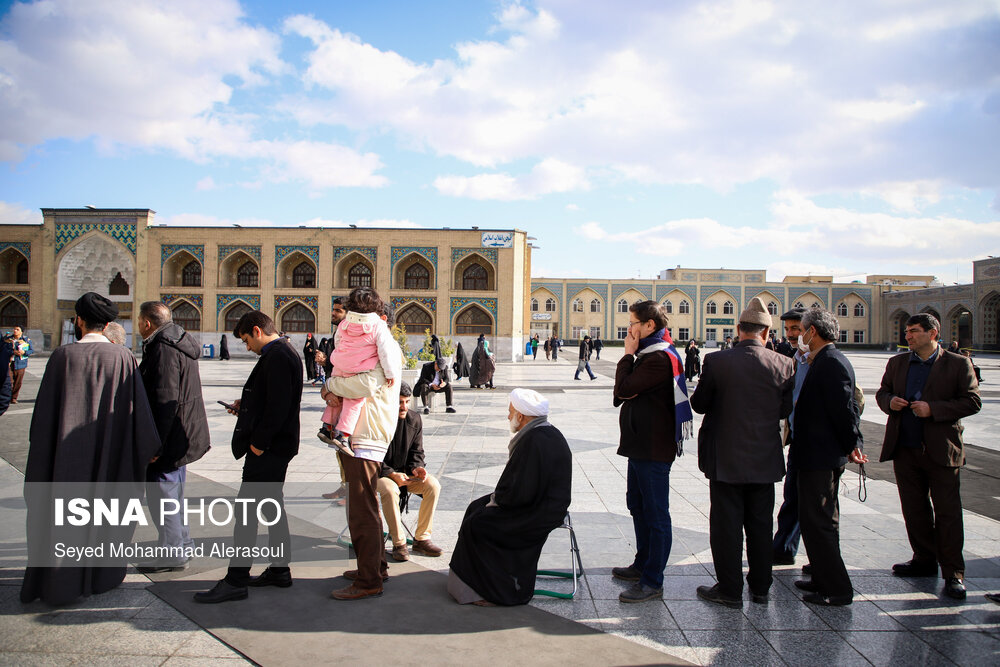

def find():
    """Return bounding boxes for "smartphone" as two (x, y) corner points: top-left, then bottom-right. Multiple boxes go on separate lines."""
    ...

(217, 400), (237, 412)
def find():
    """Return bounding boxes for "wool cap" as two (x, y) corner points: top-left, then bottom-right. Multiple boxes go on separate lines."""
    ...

(739, 296), (772, 327)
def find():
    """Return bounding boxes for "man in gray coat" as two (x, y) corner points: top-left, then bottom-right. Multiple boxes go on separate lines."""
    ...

(690, 297), (795, 607)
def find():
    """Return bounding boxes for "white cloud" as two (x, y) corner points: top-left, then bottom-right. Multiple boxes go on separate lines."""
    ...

(859, 180), (943, 213)
(157, 213), (420, 228)
(195, 176), (217, 191)
(434, 159), (588, 200)
(0, 201), (42, 225)
(565, 203), (580, 211)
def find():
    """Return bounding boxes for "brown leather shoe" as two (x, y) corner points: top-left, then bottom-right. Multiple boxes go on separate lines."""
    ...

(344, 569), (389, 582)
(412, 539), (443, 557)
(330, 584), (383, 600)
(391, 544), (410, 561)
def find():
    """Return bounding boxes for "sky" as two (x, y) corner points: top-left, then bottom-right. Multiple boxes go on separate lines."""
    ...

(1, 0), (998, 285)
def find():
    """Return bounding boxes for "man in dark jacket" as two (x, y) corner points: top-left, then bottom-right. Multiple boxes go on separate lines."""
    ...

(876, 313), (981, 600)
(195, 310), (303, 603)
(574, 335), (597, 380)
(377, 382), (443, 562)
(136, 302), (211, 573)
(318, 297), (347, 378)
(413, 358), (456, 414)
(690, 297), (794, 608)
(612, 300), (678, 603)
(791, 309), (867, 606)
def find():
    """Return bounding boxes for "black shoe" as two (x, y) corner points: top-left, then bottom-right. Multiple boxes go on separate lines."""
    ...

(135, 560), (189, 574)
(423, 407), (430, 414)
(803, 592), (853, 606)
(193, 579), (248, 604)
(574, 376), (581, 380)
(751, 591), (769, 604)
(619, 582), (663, 603)
(696, 584), (743, 608)
(794, 579), (820, 593)
(446, 407), (456, 413)
(248, 567), (293, 588)
(943, 578), (966, 600)
(985, 593), (1000, 605)
(611, 565), (641, 582)
(802, 563), (813, 575)
(772, 554), (795, 566)
(892, 560), (937, 578)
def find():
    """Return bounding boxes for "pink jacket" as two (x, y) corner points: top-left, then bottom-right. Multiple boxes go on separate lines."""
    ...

(329, 311), (397, 378)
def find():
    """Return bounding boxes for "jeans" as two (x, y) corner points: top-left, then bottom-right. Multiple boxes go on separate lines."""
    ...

(626, 458), (673, 589)
(574, 360), (596, 380)
(772, 461), (801, 559)
(146, 466), (194, 562)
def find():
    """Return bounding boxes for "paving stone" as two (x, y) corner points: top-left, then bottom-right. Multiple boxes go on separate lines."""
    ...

(683, 630), (785, 666)
(840, 631), (955, 667)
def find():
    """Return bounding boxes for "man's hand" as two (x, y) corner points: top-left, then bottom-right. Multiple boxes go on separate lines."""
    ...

(889, 396), (909, 411)
(624, 324), (639, 355)
(389, 471), (409, 487)
(250, 444), (263, 456)
(227, 399), (241, 416)
(849, 448), (868, 464)
(910, 400), (932, 418)
(386, 377), (395, 387)
(411, 466), (427, 481)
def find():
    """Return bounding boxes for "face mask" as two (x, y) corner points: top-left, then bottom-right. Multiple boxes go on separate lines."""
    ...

(796, 334), (809, 353)
(509, 415), (521, 434)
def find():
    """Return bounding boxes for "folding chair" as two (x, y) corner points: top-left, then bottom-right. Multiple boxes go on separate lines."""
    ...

(534, 512), (583, 599)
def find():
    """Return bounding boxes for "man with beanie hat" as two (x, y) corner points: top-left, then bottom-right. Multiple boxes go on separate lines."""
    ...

(690, 297), (795, 607)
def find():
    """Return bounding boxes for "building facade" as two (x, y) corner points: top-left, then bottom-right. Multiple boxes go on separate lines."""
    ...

(0, 209), (531, 359)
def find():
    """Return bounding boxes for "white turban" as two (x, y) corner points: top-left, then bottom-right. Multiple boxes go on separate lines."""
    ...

(509, 388), (549, 417)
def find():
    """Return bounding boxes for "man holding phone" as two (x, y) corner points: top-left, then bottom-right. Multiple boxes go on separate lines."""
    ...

(195, 310), (303, 604)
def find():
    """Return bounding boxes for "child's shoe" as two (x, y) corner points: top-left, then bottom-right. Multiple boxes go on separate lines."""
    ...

(317, 425), (335, 445)
(329, 432), (354, 457)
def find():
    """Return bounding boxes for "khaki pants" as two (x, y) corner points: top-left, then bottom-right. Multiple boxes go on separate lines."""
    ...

(377, 474), (440, 547)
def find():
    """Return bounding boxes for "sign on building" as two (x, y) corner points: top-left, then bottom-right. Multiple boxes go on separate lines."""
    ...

(482, 232), (514, 248)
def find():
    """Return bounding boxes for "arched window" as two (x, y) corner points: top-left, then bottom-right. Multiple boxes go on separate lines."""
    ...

(462, 263), (488, 290)
(617, 299), (629, 313)
(767, 301), (778, 315)
(836, 302), (848, 317)
(182, 260), (202, 287)
(854, 303), (865, 317)
(572, 298), (583, 312)
(0, 300), (26, 328)
(545, 298), (556, 312)
(811, 302), (820, 309)
(794, 301), (804, 309)
(348, 262), (372, 288)
(172, 302), (200, 331)
(397, 304), (432, 334)
(456, 306), (492, 335)
(16, 259), (28, 284)
(723, 301), (734, 315)
(224, 302), (252, 333)
(292, 262), (316, 289)
(109, 272), (129, 295)
(663, 300), (672, 314)
(404, 263), (430, 289)
(706, 301), (717, 315)
(590, 299), (601, 313)
(237, 261), (259, 288)
(678, 300), (690, 314)
(281, 304), (315, 332)
(530, 298), (539, 312)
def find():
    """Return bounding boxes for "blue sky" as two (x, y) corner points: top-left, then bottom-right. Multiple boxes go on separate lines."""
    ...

(1, 0), (998, 284)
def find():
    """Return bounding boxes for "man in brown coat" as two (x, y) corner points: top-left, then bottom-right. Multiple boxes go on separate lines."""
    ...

(690, 297), (795, 607)
(876, 313), (981, 600)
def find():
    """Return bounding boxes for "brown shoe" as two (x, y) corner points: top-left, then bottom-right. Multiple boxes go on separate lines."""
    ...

(391, 544), (410, 561)
(344, 569), (389, 582)
(330, 584), (383, 600)
(321, 487), (346, 500)
(412, 539), (443, 557)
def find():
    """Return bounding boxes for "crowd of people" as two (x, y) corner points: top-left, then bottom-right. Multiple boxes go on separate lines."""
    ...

(13, 288), (990, 611)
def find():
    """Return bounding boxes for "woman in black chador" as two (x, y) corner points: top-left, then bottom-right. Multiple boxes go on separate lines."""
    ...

(684, 339), (700, 381)
(453, 342), (470, 380)
(469, 335), (495, 389)
(219, 334), (230, 360)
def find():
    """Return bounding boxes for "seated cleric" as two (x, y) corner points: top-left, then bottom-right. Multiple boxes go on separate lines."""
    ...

(448, 388), (572, 606)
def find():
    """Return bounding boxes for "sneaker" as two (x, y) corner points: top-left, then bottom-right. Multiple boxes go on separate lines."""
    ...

(446, 406), (456, 413)
(696, 584), (743, 608)
(423, 407), (430, 415)
(619, 582), (663, 603)
(611, 565), (642, 582)
(317, 427), (334, 445)
(329, 434), (354, 457)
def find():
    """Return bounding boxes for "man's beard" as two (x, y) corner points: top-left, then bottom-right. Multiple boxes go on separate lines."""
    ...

(74, 324), (83, 340)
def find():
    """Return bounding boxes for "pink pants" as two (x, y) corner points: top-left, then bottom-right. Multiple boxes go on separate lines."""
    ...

(323, 398), (364, 436)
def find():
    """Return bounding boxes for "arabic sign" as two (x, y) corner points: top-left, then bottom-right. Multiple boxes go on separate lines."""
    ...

(531, 313), (552, 320)
(482, 232), (514, 248)
(706, 318), (733, 325)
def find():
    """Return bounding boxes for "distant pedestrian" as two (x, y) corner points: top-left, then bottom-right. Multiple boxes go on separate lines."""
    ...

(303, 333), (317, 381)
(531, 335), (539, 360)
(684, 340), (700, 382)
(469, 336), (495, 389)
(593, 337), (603, 360)
(219, 334), (230, 360)
(453, 342), (470, 380)
(550, 335), (559, 361)
(543, 336), (551, 360)
(574, 336), (597, 381)
(8, 326), (32, 404)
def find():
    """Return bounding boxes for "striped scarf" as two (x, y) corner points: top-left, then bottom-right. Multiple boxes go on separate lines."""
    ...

(636, 328), (694, 455)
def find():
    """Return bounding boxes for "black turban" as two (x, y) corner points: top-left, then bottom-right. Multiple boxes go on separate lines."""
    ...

(75, 292), (118, 325)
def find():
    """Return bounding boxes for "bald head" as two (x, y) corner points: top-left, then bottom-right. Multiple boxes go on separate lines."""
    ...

(139, 301), (171, 328)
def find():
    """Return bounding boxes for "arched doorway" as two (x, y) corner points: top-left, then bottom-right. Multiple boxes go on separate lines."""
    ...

(0, 248), (28, 284)
(281, 303), (315, 333)
(455, 305), (493, 335)
(219, 250), (259, 288)
(980, 291), (1000, 348)
(396, 304), (433, 334)
(57, 232), (135, 303)
(946, 305), (973, 349)
(890, 310), (910, 347)
(171, 301), (201, 331)
(0, 298), (27, 328)
(224, 301), (253, 334)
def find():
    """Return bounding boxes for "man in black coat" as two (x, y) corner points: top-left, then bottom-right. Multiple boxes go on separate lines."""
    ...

(790, 308), (867, 606)
(318, 297), (347, 378)
(195, 310), (303, 603)
(413, 357), (456, 414)
(574, 335), (597, 380)
(303, 333), (317, 381)
(136, 302), (211, 573)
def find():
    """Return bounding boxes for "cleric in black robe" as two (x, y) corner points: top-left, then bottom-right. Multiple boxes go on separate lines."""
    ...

(452, 342), (470, 380)
(448, 388), (572, 606)
(21, 293), (161, 605)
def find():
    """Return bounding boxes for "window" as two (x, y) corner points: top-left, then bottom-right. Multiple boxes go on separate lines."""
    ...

(182, 260), (202, 287)
(462, 263), (488, 290)
(237, 261), (258, 287)
(397, 304), (432, 334)
(292, 262), (316, 289)
(348, 262), (372, 288)
(839, 330), (848, 343)
(590, 299), (601, 313)
(706, 301), (717, 315)
(281, 303), (315, 332)
(0, 300), (26, 328)
(617, 299), (629, 313)
(109, 272), (129, 295)
(16, 259), (28, 284)
(224, 302), (252, 333)
(794, 301), (804, 309)
(589, 326), (601, 339)
(836, 302), (848, 317)
(456, 306), (492, 335)
(853, 330), (865, 343)
(572, 299), (584, 312)
(767, 301), (778, 315)
(678, 300), (690, 314)
(572, 326), (584, 338)
(722, 328), (734, 341)
(545, 298), (556, 312)
(617, 327), (628, 340)
(811, 302), (820, 309)
(678, 327), (690, 341)
(663, 300), (672, 314)
(172, 302), (200, 331)
(854, 303), (865, 317)
(723, 301), (734, 315)
(404, 263), (430, 289)
(530, 298), (538, 312)
(706, 329), (717, 342)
